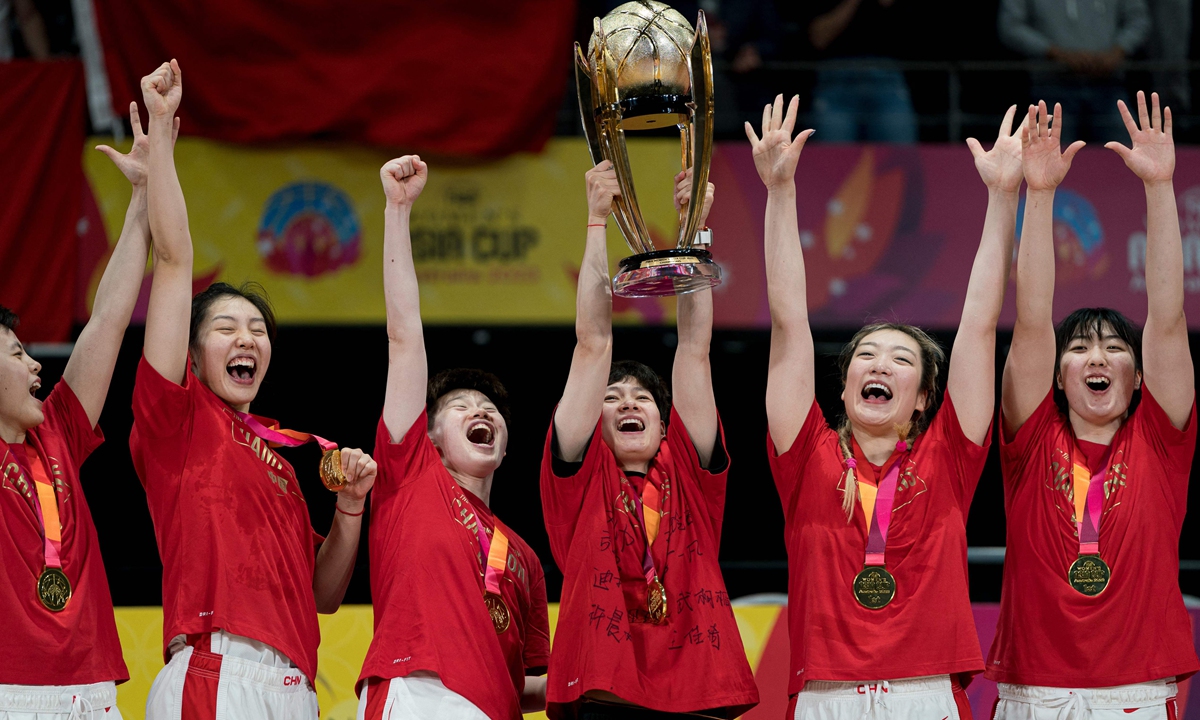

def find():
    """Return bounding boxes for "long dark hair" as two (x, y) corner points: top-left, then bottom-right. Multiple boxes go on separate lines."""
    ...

(189, 282), (278, 352)
(1053, 307), (1142, 415)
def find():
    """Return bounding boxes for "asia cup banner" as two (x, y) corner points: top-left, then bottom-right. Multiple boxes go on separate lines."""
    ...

(82, 138), (1200, 328)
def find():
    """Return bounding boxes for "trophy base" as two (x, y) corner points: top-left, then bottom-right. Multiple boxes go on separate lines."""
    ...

(613, 249), (722, 298)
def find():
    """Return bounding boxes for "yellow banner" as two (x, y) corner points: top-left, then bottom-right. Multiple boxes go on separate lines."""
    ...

(111, 604), (782, 719)
(83, 138), (689, 325)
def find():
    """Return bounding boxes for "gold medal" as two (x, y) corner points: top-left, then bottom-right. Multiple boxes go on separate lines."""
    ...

(484, 591), (511, 634)
(1068, 554), (1111, 596)
(647, 578), (668, 624)
(319, 448), (346, 492)
(853, 566), (896, 609)
(37, 567), (71, 612)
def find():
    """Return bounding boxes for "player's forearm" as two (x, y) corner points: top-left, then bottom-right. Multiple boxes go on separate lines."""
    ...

(764, 185), (810, 333)
(520, 676), (547, 713)
(1013, 189), (1056, 328)
(147, 115), (193, 270)
(1144, 180), (1185, 326)
(383, 202), (424, 344)
(959, 187), (1018, 335)
(575, 225), (612, 353)
(313, 501), (363, 613)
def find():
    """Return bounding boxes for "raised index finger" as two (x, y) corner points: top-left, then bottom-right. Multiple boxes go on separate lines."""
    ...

(129, 102), (144, 138)
(999, 104), (1017, 139)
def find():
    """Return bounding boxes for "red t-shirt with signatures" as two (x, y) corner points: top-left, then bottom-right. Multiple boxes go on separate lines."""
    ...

(540, 407), (759, 718)
(130, 356), (322, 683)
(986, 386), (1199, 687)
(767, 393), (988, 695)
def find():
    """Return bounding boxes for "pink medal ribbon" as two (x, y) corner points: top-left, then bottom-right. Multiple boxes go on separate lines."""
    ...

(234, 413), (346, 491)
(852, 441), (907, 609)
(453, 485), (512, 633)
(626, 443), (670, 624)
(1066, 441), (1115, 596)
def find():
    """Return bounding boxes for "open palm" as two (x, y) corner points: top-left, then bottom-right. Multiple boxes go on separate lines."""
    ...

(744, 94), (814, 190)
(1106, 91), (1174, 184)
(95, 102), (179, 187)
(967, 105), (1023, 192)
(1021, 101), (1085, 192)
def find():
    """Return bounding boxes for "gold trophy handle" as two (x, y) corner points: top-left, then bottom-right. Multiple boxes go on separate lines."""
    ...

(678, 11), (714, 251)
(574, 43), (603, 166)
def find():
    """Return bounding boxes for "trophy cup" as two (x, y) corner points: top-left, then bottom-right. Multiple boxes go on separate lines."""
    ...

(576, 1), (721, 298)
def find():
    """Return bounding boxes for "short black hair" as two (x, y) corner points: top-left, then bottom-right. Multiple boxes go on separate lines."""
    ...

(608, 360), (671, 422)
(189, 282), (278, 350)
(427, 368), (512, 426)
(1053, 307), (1143, 414)
(0, 306), (18, 333)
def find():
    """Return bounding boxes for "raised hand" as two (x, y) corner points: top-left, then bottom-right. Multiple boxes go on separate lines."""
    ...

(335, 447), (377, 506)
(95, 102), (180, 188)
(966, 104), (1023, 193)
(140, 59), (182, 119)
(1021, 100), (1085, 193)
(673, 167), (715, 227)
(1106, 91), (1174, 185)
(586, 160), (620, 223)
(380, 155), (428, 207)
(744, 94), (814, 191)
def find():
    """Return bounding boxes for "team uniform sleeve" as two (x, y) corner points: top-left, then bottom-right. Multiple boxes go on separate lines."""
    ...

(666, 407), (731, 546)
(923, 392), (992, 510)
(998, 388), (1059, 489)
(539, 408), (607, 571)
(1133, 385), (1196, 513)
(371, 409), (438, 502)
(131, 353), (194, 440)
(41, 380), (104, 466)
(522, 556), (551, 676)
(767, 399), (828, 514)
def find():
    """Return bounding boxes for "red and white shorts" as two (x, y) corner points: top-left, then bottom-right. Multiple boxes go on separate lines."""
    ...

(992, 680), (1178, 720)
(790, 675), (970, 720)
(357, 673), (488, 720)
(0, 681), (121, 719)
(145, 631), (317, 720)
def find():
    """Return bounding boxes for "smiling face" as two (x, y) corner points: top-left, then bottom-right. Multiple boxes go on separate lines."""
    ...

(841, 329), (929, 435)
(0, 326), (43, 442)
(190, 296), (272, 412)
(1057, 323), (1141, 430)
(428, 389), (509, 479)
(601, 378), (664, 473)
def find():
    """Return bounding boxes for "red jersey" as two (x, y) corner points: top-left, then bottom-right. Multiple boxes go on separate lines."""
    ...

(360, 412), (550, 720)
(986, 386), (1199, 687)
(540, 407), (759, 717)
(767, 394), (988, 695)
(0, 380), (127, 685)
(129, 356), (322, 683)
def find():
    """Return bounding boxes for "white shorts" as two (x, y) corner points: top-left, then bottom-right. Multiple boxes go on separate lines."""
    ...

(357, 673), (489, 720)
(0, 681), (122, 719)
(145, 631), (317, 720)
(993, 680), (1178, 720)
(794, 675), (961, 720)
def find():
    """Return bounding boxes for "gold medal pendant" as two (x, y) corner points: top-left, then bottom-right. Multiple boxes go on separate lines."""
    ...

(319, 449), (346, 492)
(38, 567), (71, 612)
(853, 566), (896, 609)
(484, 591), (511, 634)
(647, 578), (669, 624)
(1068, 554), (1111, 596)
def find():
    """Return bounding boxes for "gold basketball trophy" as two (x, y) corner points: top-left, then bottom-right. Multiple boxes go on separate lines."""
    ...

(576, 1), (721, 297)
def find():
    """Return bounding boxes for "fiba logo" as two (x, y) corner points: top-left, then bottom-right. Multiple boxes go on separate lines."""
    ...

(1127, 186), (1200, 293)
(257, 182), (362, 277)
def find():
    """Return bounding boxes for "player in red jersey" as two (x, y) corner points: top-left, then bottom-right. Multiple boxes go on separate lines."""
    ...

(540, 161), (759, 719)
(132, 60), (376, 720)
(354, 155), (550, 720)
(750, 95), (1019, 719)
(0, 99), (169, 720)
(986, 95), (1197, 720)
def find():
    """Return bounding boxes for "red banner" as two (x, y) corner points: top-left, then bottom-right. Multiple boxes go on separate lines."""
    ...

(0, 61), (85, 342)
(94, 2), (575, 157)
(706, 144), (1200, 330)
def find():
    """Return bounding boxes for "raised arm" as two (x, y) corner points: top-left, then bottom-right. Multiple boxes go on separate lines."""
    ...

(142, 60), (193, 385)
(553, 161), (618, 462)
(1107, 91), (1193, 427)
(63, 102), (177, 427)
(949, 106), (1021, 444)
(380, 156), (429, 442)
(745, 95), (815, 454)
(1002, 102), (1085, 435)
(671, 170), (718, 465)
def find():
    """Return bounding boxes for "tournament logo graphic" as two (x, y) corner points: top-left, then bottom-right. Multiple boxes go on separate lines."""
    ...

(257, 182), (362, 277)
(1015, 188), (1107, 283)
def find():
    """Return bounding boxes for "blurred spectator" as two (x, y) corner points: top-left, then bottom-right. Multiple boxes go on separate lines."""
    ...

(704, 0), (782, 129)
(999, 0), (1150, 142)
(1, 0), (51, 60)
(802, 0), (920, 143)
(1145, 0), (1190, 112)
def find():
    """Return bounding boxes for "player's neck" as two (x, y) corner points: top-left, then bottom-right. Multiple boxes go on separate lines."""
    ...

(850, 425), (900, 467)
(0, 412), (28, 445)
(1068, 409), (1123, 446)
(450, 470), (492, 507)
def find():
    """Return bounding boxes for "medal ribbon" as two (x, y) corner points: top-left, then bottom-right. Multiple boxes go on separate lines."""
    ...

(234, 413), (338, 453)
(860, 442), (907, 567)
(454, 485), (510, 595)
(1072, 441), (1114, 556)
(629, 444), (671, 585)
(25, 439), (63, 571)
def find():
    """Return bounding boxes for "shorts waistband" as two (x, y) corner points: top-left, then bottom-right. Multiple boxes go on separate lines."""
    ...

(802, 675), (953, 697)
(997, 681), (1176, 708)
(0, 681), (118, 712)
(182, 645), (311, 693)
